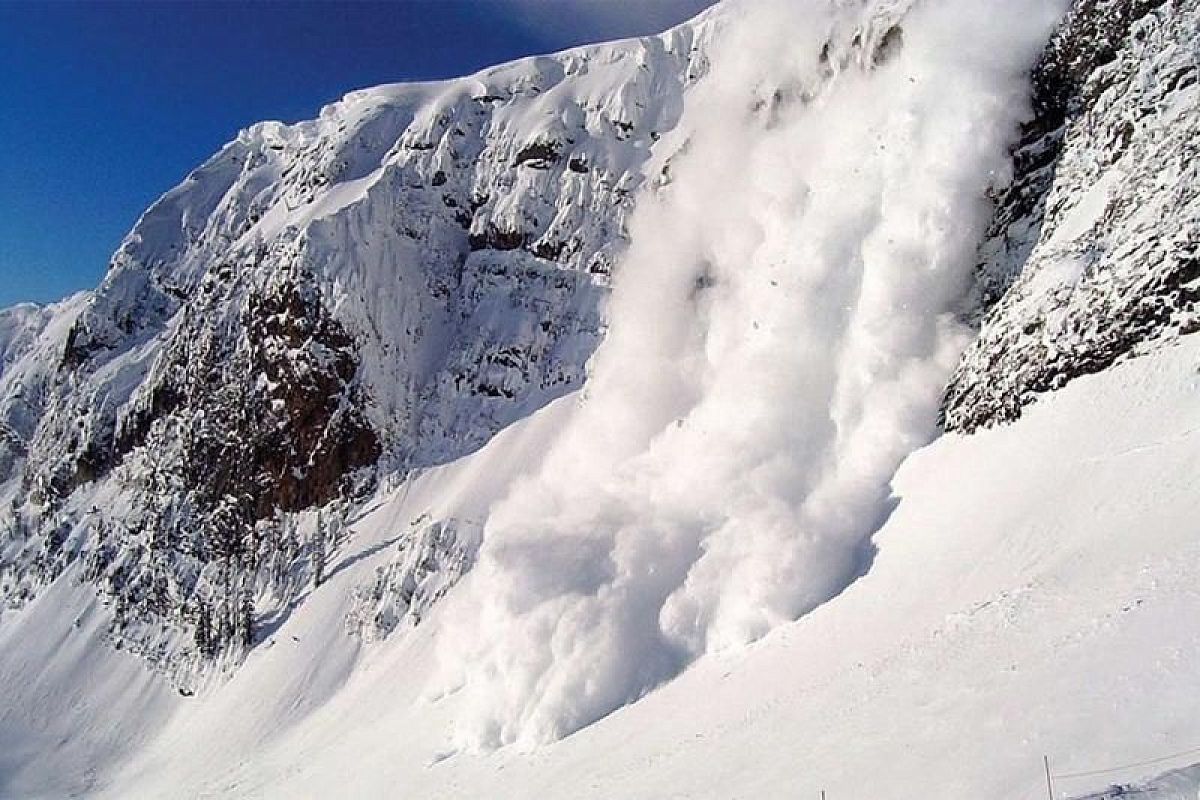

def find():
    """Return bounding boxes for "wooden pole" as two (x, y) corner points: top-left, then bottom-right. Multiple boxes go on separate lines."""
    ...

(1043, 755), (1055, 800)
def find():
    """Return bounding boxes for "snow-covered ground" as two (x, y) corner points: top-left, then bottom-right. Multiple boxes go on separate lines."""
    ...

(3, 329), (1196, 799)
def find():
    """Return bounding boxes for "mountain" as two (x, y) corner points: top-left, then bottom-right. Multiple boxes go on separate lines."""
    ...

(1, 0), (1197, 796)
(1, 13), (717, 679)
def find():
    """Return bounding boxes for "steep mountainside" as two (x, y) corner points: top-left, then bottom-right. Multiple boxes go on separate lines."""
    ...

(0, 16), (716, 679)
(0, 0), (1197, 795)
(943, 0), (1199, 429)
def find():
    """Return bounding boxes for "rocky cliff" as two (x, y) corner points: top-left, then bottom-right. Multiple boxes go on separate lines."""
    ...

(0, 17), (715, 680)
(943, 0), (1198, 430)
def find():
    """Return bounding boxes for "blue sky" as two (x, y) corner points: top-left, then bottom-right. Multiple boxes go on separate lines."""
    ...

(0, 0), (712, 308)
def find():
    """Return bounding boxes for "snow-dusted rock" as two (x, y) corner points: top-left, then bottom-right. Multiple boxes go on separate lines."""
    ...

(344, 515), (480, 641)
(944, 0), (1199, 430)
(0, 16), (717, 670)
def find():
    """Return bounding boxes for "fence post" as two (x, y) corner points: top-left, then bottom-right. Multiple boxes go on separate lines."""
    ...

(1044, 755), (1055, 800)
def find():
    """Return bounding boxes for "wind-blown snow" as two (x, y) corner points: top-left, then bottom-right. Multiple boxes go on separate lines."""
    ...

(440, 0), (1066, 748)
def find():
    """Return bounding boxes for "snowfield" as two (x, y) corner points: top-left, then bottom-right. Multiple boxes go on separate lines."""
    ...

(3, 333), (1197, 799)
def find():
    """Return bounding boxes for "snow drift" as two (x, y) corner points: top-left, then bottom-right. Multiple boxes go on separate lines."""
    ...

(440, 0), (1066, 748)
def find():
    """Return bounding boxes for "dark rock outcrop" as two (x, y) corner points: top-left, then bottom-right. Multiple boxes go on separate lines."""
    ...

(943, 0), (1198, 432)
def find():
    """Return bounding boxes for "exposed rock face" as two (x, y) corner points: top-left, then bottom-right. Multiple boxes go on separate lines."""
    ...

(943, 0), (1199, 431)
(0, 18), (716, 676)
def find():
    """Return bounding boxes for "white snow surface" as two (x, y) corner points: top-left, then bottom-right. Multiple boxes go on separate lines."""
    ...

(4, 320), (1199, 800)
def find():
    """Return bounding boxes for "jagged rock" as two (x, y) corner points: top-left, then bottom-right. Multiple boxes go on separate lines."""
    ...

(943, 0), (1199, 431)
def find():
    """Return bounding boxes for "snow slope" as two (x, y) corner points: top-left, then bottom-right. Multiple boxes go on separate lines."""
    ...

(52, 324), (1200, 799)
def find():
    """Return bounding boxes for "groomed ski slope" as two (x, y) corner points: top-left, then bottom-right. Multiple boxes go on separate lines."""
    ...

(1, 332), (1187, 799)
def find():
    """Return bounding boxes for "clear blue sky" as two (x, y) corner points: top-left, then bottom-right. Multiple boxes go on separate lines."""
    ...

(0, 0), (712, 308)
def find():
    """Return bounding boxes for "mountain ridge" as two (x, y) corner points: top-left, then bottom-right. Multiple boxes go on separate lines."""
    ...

(0, 11), (719, 679)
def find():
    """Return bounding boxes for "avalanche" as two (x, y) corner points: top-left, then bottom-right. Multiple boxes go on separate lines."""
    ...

(2, 0), (1198, 797)
(438, 0), (1065, 749)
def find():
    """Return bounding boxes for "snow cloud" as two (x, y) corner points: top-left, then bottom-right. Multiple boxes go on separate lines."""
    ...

(439, 0), (1065, 749)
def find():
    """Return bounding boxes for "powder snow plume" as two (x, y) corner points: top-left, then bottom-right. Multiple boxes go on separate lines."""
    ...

(438, 0), (1065, 749)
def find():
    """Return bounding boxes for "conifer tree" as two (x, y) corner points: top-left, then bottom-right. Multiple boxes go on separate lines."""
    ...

(312, 516), (327, 588)
(240, 589), (255, 647)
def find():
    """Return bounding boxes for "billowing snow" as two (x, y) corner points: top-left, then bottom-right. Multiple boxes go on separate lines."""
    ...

(437, 0), (1067, 749)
